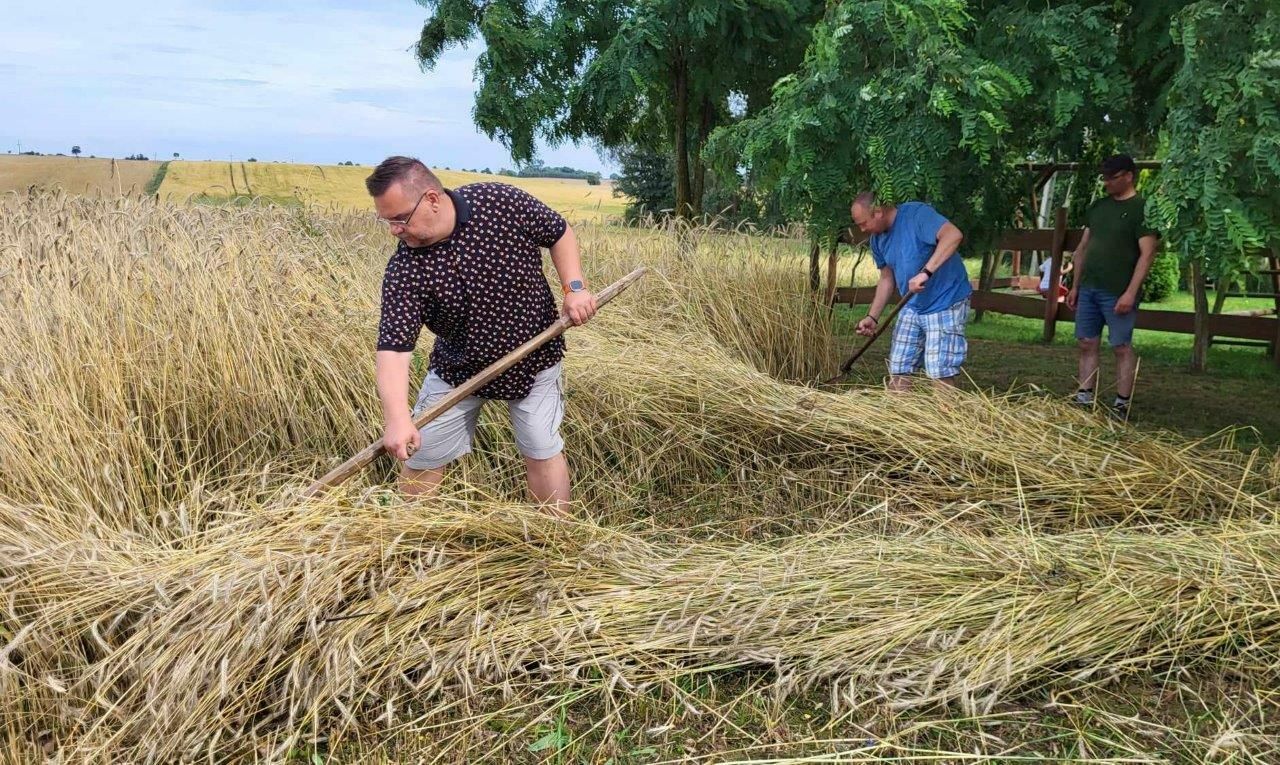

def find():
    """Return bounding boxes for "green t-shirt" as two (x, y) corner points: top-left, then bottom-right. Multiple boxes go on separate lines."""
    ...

(1079, 195), (1159, 296)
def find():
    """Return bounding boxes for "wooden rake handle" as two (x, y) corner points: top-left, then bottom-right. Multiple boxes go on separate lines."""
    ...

(300, 266), (649, 499)
(823, 292), (913, 385)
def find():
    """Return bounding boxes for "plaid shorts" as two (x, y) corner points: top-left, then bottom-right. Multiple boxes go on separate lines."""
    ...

(888, 298), (969, 379)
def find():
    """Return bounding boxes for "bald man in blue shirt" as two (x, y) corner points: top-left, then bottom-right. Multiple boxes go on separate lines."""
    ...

(850, 192), (970, 390)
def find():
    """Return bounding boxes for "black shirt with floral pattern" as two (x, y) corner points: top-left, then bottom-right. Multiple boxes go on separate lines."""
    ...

(376, 183), (569, 399)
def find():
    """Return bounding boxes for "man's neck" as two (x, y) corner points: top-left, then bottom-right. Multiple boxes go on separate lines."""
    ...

(424, 191), (458, 246)
(884, 206), (898, 230)
(1110, 187), (1138, 202)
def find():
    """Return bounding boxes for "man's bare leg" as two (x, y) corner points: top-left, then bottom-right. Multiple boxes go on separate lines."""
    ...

(525, 452), (571, 516)
(1113, 344), (1137, 398)
(888, 374), (913, 391)
(400, 464), (445, 496)
(1077, 337), (1101, 401)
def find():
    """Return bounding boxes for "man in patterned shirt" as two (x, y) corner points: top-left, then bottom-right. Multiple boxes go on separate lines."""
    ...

(368, 156), (597, 512)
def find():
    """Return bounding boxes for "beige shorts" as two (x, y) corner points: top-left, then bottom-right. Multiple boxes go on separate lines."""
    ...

(404, 363), (565, 470)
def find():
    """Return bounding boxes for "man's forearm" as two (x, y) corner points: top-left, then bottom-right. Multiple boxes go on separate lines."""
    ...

(868, 275), (895, 319)
(549, 225), (585, 288)
(1072, 250), (1088, 286)
(923, 231), (963, 273)
(376, 350), (413, 425)
(1125, 238), (1159, 296)
(1070, 230), (1091, 287)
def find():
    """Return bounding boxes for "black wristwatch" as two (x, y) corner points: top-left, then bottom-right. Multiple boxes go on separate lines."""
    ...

(921, 267), (934, 279)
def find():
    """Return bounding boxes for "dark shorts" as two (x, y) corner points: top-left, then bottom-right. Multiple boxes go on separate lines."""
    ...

(1075, 288), (1137, 347)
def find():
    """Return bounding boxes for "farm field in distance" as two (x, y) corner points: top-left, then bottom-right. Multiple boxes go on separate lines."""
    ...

(0, 155), (161, 196)
(0, 155), (627, 223)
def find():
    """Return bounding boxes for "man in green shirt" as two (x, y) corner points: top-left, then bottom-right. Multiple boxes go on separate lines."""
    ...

(1066, 154), (1160, 417)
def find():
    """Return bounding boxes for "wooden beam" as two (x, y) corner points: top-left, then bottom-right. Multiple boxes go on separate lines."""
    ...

(831, 288), (1279, 341)
(1024, 160), (1163, 172)
(839, 226), (1084, 253)
(997, 228), (1085, 251)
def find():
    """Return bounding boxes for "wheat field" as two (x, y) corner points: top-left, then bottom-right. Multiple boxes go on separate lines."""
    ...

(0, 156), (627, 223)
(156, 161), (627, 222)
(1, 191), (1278, 763)
(0, 155), (160, 196)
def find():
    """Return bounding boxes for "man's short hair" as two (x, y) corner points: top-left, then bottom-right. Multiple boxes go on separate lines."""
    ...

(852, 191), (880, 210)
(1100, 154), (1137, 176)
(365, 156), (443, 197)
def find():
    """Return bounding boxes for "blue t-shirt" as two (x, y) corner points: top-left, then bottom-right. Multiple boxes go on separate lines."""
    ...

(870, 202), (972, 315)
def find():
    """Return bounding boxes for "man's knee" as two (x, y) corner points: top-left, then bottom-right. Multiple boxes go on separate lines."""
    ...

(399, 465), (444, 496)
(1112, 343), (1134, 357)
(523, 452), (564, 467)
(1077, 337), (1101, 352)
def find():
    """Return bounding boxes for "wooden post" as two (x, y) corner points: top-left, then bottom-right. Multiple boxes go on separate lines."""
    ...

(1011, 250), (1022, 277)
(1190, 258), (1209, 372)
(1042, 207), (1067, 342)
(1267, 248), (1280, 366)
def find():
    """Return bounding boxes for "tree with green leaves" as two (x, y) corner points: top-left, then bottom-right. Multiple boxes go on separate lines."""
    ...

(1149, 0), (1280, 368)
(612, 145), (675, 218)
(713, 0), (1128, 246)
(412, 0), (822, 217)
(71, 145), (81, 158)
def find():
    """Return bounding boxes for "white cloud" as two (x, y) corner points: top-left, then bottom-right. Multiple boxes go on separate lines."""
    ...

(0, 0), (612, 171)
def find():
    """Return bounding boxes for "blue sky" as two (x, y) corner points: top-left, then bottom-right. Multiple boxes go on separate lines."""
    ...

(0, 0), (612, 172)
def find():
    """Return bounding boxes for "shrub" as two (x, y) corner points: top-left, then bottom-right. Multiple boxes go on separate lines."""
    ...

(1141, 250), (1180, 303)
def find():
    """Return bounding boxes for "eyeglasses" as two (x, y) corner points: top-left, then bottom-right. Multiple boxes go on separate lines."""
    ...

(1100, 171), (1128, 182)
(377, 191), (427, 228)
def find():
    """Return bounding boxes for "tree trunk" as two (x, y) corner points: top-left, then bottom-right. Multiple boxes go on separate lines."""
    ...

(1207, 272), (1229, 349)
(808, 239), (821, 292)
(690, 94), (712, 218)
(671, 56), (692, 220)
(1190, 258), (1209, 372)
(973, 250), (996, 323)
(824, 239), (840, 306)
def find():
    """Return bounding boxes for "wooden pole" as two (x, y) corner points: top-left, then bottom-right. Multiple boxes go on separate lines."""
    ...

(1042, 207), (1067, 343)
(823, 293), (913, 384)
(299, 267), (649, 499)
(1270, 248), (1280, 366)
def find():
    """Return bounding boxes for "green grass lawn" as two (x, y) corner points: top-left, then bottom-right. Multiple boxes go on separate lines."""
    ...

(832, 293), (1280, 449)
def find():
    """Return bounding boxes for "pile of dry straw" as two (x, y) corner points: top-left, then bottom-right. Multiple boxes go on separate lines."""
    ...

(1, 192), (1277, 761)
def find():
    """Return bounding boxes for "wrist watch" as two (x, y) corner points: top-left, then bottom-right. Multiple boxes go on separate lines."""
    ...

(563, 279), (586, 295)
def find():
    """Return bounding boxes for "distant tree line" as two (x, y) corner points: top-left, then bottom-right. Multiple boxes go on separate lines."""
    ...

(504, 162), (602, 185)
